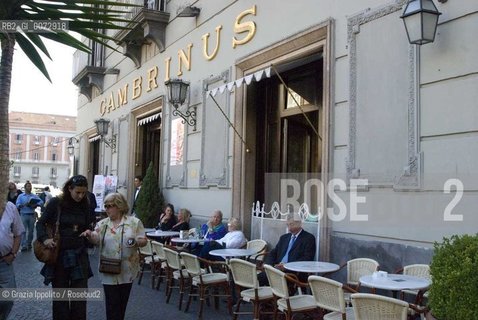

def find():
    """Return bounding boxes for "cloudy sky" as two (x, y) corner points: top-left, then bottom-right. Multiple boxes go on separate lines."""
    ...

(9, 39), (78, 117)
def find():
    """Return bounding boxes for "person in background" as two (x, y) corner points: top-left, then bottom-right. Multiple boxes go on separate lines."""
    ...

(258, 213), (316, 286)
(0, 201), (24, 320)
(158, 203), (177, 231)
(80, 193), (147, 320)
(39, 186), (53, 214)
(16, 181), (43, 251)
(130, 176), (142, 216)
(36, 175), (95, 320)
(192, 210), (227, 255)
(7, 182), (22, 205)
(199, 217), (247, 261)
(171, 208), (191, 232)
(200, 209), (227, 240)
(157, 203), (177, 244)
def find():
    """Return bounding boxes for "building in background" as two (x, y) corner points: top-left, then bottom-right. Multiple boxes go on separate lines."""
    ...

(71, 0), (477, 271)
(9, 111), (76, 188)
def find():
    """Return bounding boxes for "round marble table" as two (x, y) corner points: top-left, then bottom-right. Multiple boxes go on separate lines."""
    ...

(359, 274), (430, 292)
(283, 261), (340, 274)
(209, 248), (259, 261)
(146, 230), (180, 241)
(170, 237), (212, 244)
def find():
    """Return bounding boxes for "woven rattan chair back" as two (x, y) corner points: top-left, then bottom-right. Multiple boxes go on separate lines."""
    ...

(179, 252), (203, 276)
(246, 239), (267, 261)
(163, 247), (182, 270)
(309, 275), (347, 313)
(351, 293), (408, 320)
(229, 258), (259, 289)
(151, 240), (166, 260)
(403, 264), (430, 279)
(264, 264), (290, 298)
(347, 258), (379, 287)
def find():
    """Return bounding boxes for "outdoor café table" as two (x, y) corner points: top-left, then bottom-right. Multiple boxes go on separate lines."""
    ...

(170, 237), (212, 244)
(146, 230), (180, 241)
(209, 248), (259, 263)
(283, 261), (340, 274)
(359, 274), (431, 298)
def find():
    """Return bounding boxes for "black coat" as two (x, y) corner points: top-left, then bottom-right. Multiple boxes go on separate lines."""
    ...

(265, 229), (316, 265)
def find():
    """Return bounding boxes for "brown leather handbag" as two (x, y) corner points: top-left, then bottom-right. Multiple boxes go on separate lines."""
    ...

(33, 207), (61, 265)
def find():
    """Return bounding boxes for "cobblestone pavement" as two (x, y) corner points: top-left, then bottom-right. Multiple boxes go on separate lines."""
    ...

(9, 248), (241, 320)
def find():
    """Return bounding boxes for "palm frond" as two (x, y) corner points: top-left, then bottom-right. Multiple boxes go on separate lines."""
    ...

(15, 32), (51, 82)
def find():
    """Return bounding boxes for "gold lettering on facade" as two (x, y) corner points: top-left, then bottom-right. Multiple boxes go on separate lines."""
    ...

(106, 92), (116, 113)
(146, 66), (159, 92)
(164, 57), (171, 82)
(97, 4), (259, 115)
(177, 43), (193, 76)
(232, 5), (257, 48)
(117, 84), (128, 106)
(202, 25), (222, 61)
(100, 100), (107, 116)
(132, 77), (142, 100)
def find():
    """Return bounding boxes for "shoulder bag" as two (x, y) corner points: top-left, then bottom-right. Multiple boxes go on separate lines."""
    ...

(33, 206), (61, 265)
(98, 223), (123, 274)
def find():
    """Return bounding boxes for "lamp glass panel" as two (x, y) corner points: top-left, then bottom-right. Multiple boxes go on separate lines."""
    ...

(422, 12), (439, 41)
(404, 13), (422, 43)
(179, 82), (188, 104)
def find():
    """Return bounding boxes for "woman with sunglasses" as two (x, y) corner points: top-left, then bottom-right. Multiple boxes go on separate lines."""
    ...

(36, 175), (96, 320)
(81, 192), (147, 320)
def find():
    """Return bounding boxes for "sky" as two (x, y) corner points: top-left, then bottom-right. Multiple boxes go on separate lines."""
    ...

(9, 39), (78, 117)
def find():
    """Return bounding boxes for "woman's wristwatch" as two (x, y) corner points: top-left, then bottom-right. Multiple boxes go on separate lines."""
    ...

(8, 252), (16, 258)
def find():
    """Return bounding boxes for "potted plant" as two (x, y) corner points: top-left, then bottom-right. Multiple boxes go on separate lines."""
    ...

(428, 234), (478, 320)
(135, 162), (164, 228)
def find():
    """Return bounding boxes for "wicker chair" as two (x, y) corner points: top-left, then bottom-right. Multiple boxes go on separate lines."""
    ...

(163, 247), (190, 310)
(351, 293), (410, 320)
(229, 258), (274, 320)
(137, 240), (160, 288)
(338, 258), (379, 304)
(150, 240), (168, 291)
(264, 264), (318, 320)
(180, 252), (232, 319)
(398, 264), (431, 305)
(246, 239), (267, 262)
(308, 275), (356, 320)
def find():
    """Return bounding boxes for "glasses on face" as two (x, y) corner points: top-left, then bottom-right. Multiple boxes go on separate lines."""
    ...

(72, 175), (88, 187)
(104, 204), (116, 209)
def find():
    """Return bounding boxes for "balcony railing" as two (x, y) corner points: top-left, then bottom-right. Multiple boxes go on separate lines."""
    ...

(116, 0), (167, 27)
(113, 0), (170, 67)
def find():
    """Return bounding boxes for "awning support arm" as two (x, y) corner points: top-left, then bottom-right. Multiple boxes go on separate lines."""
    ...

(208, 93), (250, 152)
(271, 64), (322, 141)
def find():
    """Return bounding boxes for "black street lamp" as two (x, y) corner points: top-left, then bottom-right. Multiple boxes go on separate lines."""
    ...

(401, 0), (441, 45)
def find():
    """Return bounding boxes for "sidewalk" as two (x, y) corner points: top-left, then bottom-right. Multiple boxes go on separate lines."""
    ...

(9, 248), (236, 319)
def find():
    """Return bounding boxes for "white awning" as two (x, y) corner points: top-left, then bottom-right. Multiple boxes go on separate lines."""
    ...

(88, 135), (101, 142)
(137, 112), (161, 126)
(206, 66), (272, 97)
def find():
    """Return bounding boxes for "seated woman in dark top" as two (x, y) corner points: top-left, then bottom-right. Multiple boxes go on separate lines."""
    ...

(171, 208), (191, 232)
(156, 203), (177, 243)
(158, 203), (177, 231)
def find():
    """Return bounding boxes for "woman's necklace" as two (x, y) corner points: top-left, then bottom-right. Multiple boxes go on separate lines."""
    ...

(110, 219), (122, 234)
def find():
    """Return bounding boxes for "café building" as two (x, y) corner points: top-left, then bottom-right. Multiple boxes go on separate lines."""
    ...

(72, 0), (477, 266)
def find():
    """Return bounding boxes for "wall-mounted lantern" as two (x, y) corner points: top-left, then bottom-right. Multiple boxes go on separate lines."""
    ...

(165, 78), (197, 130)
(401, 0), (441, 45)
(94, 118), (117, 151)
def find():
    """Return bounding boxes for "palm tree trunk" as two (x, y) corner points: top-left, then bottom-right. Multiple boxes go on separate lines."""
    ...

(0, 34), (16, 212)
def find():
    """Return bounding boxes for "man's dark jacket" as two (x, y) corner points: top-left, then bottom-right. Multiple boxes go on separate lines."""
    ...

(265, 229), (316, 265)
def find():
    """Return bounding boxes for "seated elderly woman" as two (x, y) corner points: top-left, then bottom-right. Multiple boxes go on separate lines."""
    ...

(199, 217), (247, 260)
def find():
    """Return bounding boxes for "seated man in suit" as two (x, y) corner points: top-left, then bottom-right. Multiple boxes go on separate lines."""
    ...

(258, 213), (316, 285)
